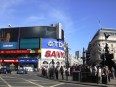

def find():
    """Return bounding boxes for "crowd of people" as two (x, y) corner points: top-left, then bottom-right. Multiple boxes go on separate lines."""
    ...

(40, 65), (116, 84)
(41, 65), (70, 80)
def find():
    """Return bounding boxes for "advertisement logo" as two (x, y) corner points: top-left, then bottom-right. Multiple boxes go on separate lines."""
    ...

(47, 41), (64, 48)
(0, 42), (18, 49)
(19, 59), (38, 63)
(42, 38), (64, 50)
(41, 49), (65, 59)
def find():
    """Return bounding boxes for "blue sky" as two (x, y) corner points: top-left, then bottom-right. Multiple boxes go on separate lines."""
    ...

(0, 0), (116, 55)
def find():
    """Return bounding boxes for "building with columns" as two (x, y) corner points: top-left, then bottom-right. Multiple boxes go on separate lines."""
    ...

(87, 28), (116, 67)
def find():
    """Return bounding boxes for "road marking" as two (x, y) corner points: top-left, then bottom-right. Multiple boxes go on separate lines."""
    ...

(50, 83), (64, 87)
(0, 75), (18, 79)
(0, 76), (12, 87)
(22, 78), (44, 87)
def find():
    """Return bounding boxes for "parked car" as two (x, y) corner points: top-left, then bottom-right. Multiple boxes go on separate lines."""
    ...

(17, 69), (28, 74)
(0, 68), (11, 74)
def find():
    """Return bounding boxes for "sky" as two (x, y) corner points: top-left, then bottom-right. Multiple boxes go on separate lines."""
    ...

(0, 0), (116, 55)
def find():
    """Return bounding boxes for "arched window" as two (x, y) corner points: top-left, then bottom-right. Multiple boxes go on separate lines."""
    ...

(56, 61), (60, 64)
(43, 61), (48, 64)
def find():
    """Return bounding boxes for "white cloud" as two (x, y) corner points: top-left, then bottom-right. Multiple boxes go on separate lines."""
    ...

(0, 0), (23, 18)
(26, 15), (46, 22)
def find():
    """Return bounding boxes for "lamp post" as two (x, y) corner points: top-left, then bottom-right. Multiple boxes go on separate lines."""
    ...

(65, 42), (70, 81)
(65, 43), (69, 69)
(83, 48), (86, 65)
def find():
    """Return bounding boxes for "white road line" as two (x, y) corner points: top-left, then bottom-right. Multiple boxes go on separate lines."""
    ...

(22, 78), (44, 87)
(0, 76), (12, 87)
(50, 83), (64, 87)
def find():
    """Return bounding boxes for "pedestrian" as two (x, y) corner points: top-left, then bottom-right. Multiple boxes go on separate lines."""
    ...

(55, 66), (59, 80)
(105, 66), (110, 82)
(102, 66), (110, 84)
(92, 65), (97, 76)
(96, 66), (102, 84)
(65, 68), (70, 81)
(60, 66), (64, 80)
(111, 67), (115, 79)
(49, 67), (53, 79)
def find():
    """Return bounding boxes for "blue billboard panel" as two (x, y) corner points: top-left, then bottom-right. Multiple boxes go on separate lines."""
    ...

(19, 59), (38, 63)
(0, 42), (18, 49)
(42, 38), (64, 50)
(20, 38), (40, 49)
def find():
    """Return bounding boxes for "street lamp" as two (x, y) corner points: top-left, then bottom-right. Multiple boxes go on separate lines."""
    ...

(65, 43), (69, 69)
(64, 42), (71, 81)
(83, 48), (86, 65)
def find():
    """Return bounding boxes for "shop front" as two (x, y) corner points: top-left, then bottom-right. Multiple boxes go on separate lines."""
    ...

(18, 59), (38, 71)
(0, 59), (18, 70)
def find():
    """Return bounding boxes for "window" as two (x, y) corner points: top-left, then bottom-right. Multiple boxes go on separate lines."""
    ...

(43, 61), (48, 64)
(56, 61), (60, 64)
(111, 44), (113, 47)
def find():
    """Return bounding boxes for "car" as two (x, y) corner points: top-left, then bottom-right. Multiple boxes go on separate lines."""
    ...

(0, 68), (11, 74)
(17, 69), (28, 74)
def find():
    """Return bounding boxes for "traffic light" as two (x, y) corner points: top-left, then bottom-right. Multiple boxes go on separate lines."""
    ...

(86, 52), (90, 58)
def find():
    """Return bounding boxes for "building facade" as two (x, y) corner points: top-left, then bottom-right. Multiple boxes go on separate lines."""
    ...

(87, 28), (116, 67)
(75, 51), (82, 59)
(68, 54), (83, 66)
(0, 23), (65, 71)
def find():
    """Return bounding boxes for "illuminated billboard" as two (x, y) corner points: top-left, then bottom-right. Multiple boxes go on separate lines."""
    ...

(42, 38), (64, 50)
(0, 42), (18, 49)
(20, 26), (56, 38)
(18, 59), (38, 63)
(0, 28), (19, 50)
(41, 49), (65, 59)
(0, 26), (64, 50)
(20, 38), (40, 49)
(0, 28), (19, 42)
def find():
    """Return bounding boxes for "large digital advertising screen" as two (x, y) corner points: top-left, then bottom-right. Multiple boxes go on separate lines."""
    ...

(0, 28), (19, 49)
(0, 26), (64, 50)
(42, 38), (64, 50)
(20, 38), (40, 49)
(0, 28), (19, 42)
(20, 26), (56, 38)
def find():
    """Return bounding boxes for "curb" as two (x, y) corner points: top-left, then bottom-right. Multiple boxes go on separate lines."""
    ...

(37, 73), (116, 86)
(58, 80), (116, 87)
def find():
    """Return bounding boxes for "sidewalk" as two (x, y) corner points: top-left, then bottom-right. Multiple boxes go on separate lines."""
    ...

(37, 71), (116, 87)
(59, 78), (116, 87)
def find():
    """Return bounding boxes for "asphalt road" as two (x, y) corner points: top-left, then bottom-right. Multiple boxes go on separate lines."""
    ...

(0, 71), (111, 87)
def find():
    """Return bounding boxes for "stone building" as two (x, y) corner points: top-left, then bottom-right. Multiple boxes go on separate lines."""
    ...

(87, 28), (116, 67)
